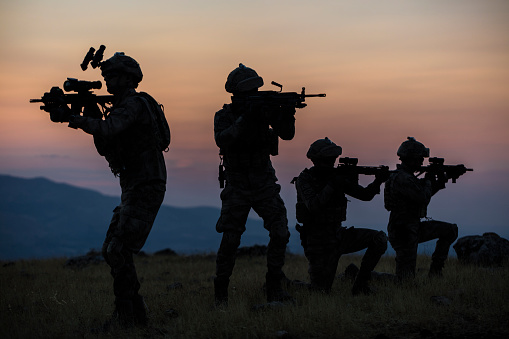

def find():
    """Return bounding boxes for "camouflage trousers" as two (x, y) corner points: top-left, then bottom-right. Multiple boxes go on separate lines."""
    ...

(388, 219), (458, 279)
(215, 183), (290, 280)
(303, 226), (387, 292)
(102, 182), (165, 299)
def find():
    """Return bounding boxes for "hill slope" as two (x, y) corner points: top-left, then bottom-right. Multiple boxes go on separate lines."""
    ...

(0, 175), (273, 259)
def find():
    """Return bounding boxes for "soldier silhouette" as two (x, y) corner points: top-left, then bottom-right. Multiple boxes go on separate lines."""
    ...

(47, 51), (169, 327)
(213, 64), (295, 306)
(384, 137), (458, 280)
(294, 137), (388, 294)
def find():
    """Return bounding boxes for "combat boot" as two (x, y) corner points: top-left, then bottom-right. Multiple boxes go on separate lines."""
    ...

(214, 277), (229, 307)
(113, 297), (135, 328)
(266, 272), (295, 304)
(428, 262), (444, 278)
(132, 294), (148, 327)
(352, 268), (373, 296)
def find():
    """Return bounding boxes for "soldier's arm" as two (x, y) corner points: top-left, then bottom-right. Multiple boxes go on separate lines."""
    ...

(214, 107), (244, 149)
(270, 108), (295, 140)
(71, 96), (142, 136)
(343, 178), (382, 202)
(296, 172), (335, 213)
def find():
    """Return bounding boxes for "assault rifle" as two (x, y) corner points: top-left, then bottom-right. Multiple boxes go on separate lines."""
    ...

(30, 45), (113, 122)
(336, 157), (391, 182)
(418, 157), (473, 183)
(230, 81), (325, 110)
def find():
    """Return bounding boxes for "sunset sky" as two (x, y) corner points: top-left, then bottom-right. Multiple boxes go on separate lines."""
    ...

(1, 0), (508, 239)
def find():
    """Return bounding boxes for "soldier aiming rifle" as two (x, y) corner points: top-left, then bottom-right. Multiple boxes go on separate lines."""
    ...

(30, 45), (170, 328)
(384, 137), (472, 280)
(293, 138), (389, 295)
(213, 63), (325, 307)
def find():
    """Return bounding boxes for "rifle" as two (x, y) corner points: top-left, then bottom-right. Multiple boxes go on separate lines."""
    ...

(335, 157), (391, 182)
(418, 157), (473, 183)
(30, 45), (113, 122)
(230, 81), (325, 109)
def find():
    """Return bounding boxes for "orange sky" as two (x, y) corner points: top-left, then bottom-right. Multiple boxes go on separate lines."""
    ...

(1, 0), (508, 235)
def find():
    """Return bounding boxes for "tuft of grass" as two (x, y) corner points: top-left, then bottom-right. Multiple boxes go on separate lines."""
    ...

(1, 254), (508, 338)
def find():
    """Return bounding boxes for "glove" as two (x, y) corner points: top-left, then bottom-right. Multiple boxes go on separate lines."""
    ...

(68, 115), (87, 129)
(375, 168), (390, 182)
(48, 106), (72, 123)
(424, 171), (436, 182)
(280, 105), (296, 116)
(436, 171), (447, 189)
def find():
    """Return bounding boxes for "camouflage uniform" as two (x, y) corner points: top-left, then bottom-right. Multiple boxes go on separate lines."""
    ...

(295, 163), (387, 294)
(214, 65), (295, 304)
(385, 163), (458, 279)
(384, 137), (458, 279)
(69, 53), (167, 326)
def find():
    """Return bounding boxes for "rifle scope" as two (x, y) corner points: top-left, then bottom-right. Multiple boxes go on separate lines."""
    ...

(63, 78), (102, 93)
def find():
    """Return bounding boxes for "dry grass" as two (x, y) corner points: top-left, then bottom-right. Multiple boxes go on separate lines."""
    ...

(1, 253), (508, 339)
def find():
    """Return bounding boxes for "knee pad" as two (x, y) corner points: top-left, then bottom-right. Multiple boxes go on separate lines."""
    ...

(101, 241), (110, 265)
(447, 223), (459, 243)
(219, 232), (242, 255)
(105, 237), (125, 269)
(373, 231), (388, 252)
(270, 228), (290, 247)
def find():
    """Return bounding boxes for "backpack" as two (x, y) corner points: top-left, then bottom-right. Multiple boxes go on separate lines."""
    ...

(137, 92), (171, 152)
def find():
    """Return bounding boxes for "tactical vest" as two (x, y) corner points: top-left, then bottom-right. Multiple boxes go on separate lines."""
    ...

(295, 168), (348, 227)
(384, 170), (427, 219)
(96, 93), (163, 177)
(219, 104), (278, 172)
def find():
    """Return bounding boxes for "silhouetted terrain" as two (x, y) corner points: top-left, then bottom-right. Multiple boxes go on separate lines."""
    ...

(1, 254), (508, 338)
(0, 175), (274, 259)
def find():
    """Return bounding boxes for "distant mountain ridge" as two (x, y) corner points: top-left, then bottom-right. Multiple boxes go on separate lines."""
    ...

(0, 174), (276, 260)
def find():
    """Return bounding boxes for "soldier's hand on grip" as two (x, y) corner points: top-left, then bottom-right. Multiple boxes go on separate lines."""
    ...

(375, 167), (390, 182)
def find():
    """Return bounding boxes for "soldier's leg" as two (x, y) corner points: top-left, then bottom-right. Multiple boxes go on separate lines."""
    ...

(339, 227), (388, 294)
(253, 187), (293, 302)
(214, 231), (242, 305)
(214, 186), (250, 305)
(102, 206), (133, 327)
(305, 243), (337, 292)
(418, 220), (458, 276)
(389, 222), (419, 280)
(103, 184), (164, 326)
(103, 246), (138, 327)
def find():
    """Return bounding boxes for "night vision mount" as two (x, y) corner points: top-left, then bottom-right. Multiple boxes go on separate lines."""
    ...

(80, 45), (106, 71)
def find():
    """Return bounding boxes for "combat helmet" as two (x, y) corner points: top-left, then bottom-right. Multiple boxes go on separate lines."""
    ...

(306, 137), (342, 160)
(100, 52), (143, 85)
(397, 137), (430, 158)
(225, 63), (264, 93)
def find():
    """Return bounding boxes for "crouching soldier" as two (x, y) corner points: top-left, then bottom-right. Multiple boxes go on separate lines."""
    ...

(384, 137), (458, 280)
(294, 137), (388, 295)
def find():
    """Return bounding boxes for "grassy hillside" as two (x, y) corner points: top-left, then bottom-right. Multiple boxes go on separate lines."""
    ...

(1, 253), (508, 339)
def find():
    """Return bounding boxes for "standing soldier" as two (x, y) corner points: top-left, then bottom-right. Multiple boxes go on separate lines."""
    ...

(384, 137), (458, 280)
(49, 51), (170, 327)
(213, 64), (295, 306)
(294, 137), (388, 295)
